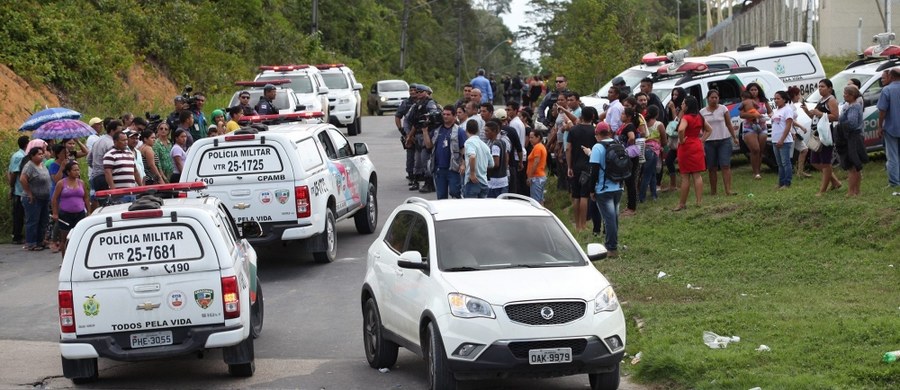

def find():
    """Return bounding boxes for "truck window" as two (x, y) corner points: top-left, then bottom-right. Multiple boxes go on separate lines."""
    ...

(327, 128), (353, 158)
(317, 132), (338, 159)
(746, 54), (817, 78)
(708, 80), (742, 106)
(297, 138), (324, 168)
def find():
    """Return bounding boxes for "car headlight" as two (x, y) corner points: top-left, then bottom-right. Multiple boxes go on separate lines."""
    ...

(448, 293), (495, 319)
(338, 98), (351, 104)
(380, 96), (387, 102)
(594, 286), (619, 313)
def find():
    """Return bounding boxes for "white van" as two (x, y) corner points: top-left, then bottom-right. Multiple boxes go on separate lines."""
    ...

(710, 40), (826, 98)
(180, 124), (378, 263)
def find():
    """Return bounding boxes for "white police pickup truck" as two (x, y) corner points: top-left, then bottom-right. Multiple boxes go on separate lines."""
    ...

(180, 123), (378, 263)
(58, 183), (264, 383)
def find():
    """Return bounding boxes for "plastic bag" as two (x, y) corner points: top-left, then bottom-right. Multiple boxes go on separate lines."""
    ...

(703, 331), (740, 349)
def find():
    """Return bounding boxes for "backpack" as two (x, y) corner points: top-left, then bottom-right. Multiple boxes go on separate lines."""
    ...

(600, 141), (632, 189)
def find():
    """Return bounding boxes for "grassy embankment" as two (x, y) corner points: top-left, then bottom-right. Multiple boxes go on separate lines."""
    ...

(543, 155), (899, 389)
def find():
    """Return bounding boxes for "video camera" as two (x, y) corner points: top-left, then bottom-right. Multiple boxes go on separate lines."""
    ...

(181, 85), (200, 109)
(414, 110), (443, 130)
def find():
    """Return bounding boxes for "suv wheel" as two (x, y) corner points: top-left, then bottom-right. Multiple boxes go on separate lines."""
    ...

(313, 209), (337, 263)
(426, 322), (456, 390)
(250, 277), (264, 339)
(348, 115), (360, 136)
(354, 183), (377, 234)
(588, 362), (620, 390)
(363, 298), (399, 368)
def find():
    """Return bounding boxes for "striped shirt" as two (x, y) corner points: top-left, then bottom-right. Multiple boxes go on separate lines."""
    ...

(103, 148), (137, 188)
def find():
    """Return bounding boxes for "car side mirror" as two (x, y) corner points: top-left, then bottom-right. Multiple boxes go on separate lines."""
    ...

(353, 83), (363, 91)
(398, 251), (428, 270)
(319, 86), (330, 95)
(240, 221), (264, 239)
(586, 243), (608, 261)
(354, 142), (369, 155)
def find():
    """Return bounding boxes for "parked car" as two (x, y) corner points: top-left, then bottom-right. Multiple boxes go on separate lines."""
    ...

(255, 64), (330, 118)
(361, 195), (625, 390)
(367, 80), (410, 116)
(58, 183), (264, 382)
(316, 63), (364, 135)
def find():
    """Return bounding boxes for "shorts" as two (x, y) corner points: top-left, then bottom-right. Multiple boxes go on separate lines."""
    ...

(793, 137), (808, 152)
(58, 210), (86, 232)
(742, 124), (764, 136)
(809, 146), (834, 165)
(704, 138), (733, 169)
(89, 175), (109, 200)
(529, 176), (547, 202)
(568, 174), (593, 198)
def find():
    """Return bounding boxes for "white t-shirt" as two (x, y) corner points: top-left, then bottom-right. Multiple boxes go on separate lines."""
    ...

(509, 116), (527, 157)
(700, 105), (731, 141)
(605, 100), (624, 133)
(770, 105), (796, 144)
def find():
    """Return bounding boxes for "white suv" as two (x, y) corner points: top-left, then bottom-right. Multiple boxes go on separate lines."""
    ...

(58, 183), (264, 382)
(255, 65), (330, 118)
(360, 195), (625, 390)
(316, 64), (364, 135)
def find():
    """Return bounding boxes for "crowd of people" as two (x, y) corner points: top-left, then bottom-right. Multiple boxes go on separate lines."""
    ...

(6, 90), (248, 258)
(394, 70), (895, 257)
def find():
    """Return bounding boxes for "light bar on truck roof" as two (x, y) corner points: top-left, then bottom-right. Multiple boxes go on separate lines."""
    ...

(241, 111), (326, 124)
(315, 63), (346, 70)
(258, 64), (310, 71)
(95, 182), (207, 198)
(234, 79), (291, 87)
(657, 62), (708, 76)
(641, 52), (669, 65)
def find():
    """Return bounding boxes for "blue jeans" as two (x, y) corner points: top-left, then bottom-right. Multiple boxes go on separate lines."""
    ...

(463, 181), (489, 198)
(22, 196), (49, 247)
(529, 177), (547, 203)
(433, 168), (462, 199)
(487, 186), (508, 198)
(639, 150), (658, 202)
(886, 132), (900, 186)
(773, 142), (793, 187)
(594, 191), (622, 251)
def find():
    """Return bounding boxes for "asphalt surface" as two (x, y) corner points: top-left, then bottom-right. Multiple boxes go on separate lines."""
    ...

(0, 115), (644, 389)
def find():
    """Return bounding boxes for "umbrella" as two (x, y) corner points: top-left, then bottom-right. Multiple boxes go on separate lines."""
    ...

(31, 119), (96, 140)
(19, 107), (82, 131)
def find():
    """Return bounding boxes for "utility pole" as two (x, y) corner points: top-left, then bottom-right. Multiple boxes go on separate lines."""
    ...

(677, 0), (681, 39)
(697, 0), (702, 38)
(456, 0), (463, 92)
(400, 0), (411, 70)
(311, 0), (319, 35)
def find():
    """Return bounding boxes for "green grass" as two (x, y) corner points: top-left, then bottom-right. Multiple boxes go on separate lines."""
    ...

(821, 55), (859, 78)
(546, 157), (900, 389)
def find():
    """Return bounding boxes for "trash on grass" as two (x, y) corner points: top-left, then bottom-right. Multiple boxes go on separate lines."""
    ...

(749, 387), (762, 390)
(687, 284), (702, 290)
(703, 331), (740, 349)
(756, 344), (771, 352)
(378, 368), (390, 373)
(883, 350), (900, 363)
(634, 317), (645, 332)
(631, 351), (642, 365)
(657, 271), (667, 279)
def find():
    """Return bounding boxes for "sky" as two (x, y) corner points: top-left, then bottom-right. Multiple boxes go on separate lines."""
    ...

(501, 0), (540, 63)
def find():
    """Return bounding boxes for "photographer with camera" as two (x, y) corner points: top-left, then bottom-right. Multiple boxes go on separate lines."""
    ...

(166, 96), (188, 131)
(537, 75), (569, 127)
(406, 84), (441, 193)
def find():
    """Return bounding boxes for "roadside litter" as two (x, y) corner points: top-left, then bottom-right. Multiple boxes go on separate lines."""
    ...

(631, 351), (642, 365)
(378, 368), (390, 373)
(883, 350), (900, 363)
(657, 271), (667, 279)
(703, 331), (740, 349)
(756, 345), (771, 352)
(687, 284), (702, 290)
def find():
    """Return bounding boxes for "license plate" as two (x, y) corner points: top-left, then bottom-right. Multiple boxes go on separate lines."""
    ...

(528, 347), (573, 365)
(130, 331), (173, 349)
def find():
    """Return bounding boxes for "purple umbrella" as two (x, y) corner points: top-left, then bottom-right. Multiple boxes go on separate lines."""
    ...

(19, 107), (82, 131)
(32, 119), (96, 140)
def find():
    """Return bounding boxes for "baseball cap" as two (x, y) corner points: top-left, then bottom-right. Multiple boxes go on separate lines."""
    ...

(611, 76), (625, 86)
(263, 84), (276, 91)
(493, 108), (508, 120)
(595, 121), (611, 135)
(88, 117), (103, 126)
(174, 96), (185, 103)
(415, 84), (432, 93)
(208, 124), (218, 131)
(123, 129), (139, 138)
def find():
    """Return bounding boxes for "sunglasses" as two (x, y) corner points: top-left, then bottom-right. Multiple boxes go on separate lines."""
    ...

(240, 96), (250, 99)
(555, 80), (565, 83)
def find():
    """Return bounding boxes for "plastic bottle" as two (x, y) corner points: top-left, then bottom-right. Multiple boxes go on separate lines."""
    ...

(883, 350), (900, 363)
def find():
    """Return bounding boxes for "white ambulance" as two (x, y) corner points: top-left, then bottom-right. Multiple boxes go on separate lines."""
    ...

(180, 124), (378, 263)
(58, 183), (264, 382)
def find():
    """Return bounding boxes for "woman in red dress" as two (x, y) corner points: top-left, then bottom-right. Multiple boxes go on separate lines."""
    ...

(674, 96), (712, 211)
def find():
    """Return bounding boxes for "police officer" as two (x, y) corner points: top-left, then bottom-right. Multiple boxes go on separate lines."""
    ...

(407, 84), (441, 192)
(255, 84), (279, 115)
(396, 84), (419, 187)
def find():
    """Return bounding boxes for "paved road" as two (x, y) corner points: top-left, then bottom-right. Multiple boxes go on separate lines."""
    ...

(0, 115), (642, 389)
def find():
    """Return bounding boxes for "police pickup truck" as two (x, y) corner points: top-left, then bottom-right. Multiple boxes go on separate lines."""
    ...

(180, 123), (378, 263)
(58, 183), (264, 382)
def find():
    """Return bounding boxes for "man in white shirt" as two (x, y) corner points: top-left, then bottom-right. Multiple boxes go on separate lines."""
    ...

(602, 86), (624, 133)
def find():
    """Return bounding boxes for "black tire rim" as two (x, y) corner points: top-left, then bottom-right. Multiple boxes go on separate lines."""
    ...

(367, 190), (377, 228)
(364, 305), (377, 359)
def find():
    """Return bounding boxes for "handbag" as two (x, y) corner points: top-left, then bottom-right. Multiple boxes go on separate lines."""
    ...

(579, 169), (593, 186)
(807, 130), (823, 152)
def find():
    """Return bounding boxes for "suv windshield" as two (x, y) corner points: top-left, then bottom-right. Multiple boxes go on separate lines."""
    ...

(229, 90), (292, 112)
(435, 216), (584, 271)
(258, 74), (314, 94)
(379, 81), (408, 92)
(322, 73), (349, 89)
